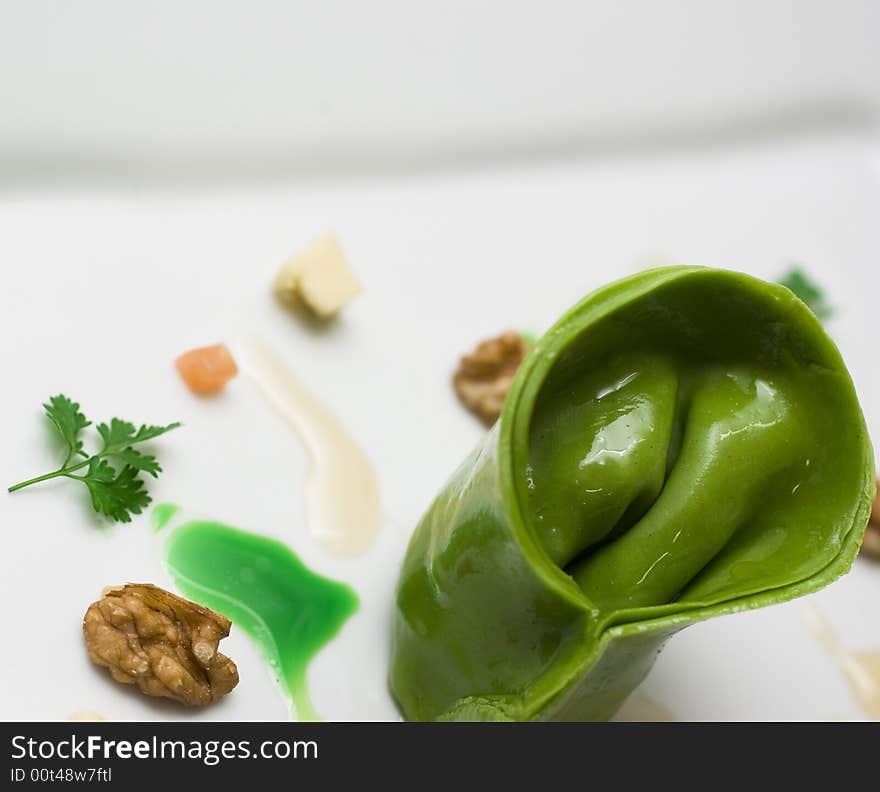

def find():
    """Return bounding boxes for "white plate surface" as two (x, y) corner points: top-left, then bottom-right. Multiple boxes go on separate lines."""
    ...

(2, 129), (880, 721)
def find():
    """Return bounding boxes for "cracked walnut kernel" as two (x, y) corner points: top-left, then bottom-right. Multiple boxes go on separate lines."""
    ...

(83, 583), (239, 706)
(453, 331), (532, 425)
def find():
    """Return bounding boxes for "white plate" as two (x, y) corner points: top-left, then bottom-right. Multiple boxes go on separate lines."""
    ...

(2, 130), (879, 721)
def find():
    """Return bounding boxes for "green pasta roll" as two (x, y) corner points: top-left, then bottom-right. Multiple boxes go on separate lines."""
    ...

(390, 266), (874, 721)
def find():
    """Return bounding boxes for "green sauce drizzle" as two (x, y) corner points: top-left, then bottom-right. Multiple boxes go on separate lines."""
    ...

(163, 519), (359, 721)
(150, 502), (180, 533)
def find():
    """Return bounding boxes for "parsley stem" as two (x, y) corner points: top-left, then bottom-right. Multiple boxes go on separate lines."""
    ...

(7, 458), (91, 493)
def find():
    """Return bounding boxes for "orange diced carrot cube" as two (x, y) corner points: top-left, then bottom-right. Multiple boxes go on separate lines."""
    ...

(175, 343), (238, 395)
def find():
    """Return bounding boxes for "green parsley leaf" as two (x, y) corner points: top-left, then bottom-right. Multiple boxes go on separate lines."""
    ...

(43, 394), (91, 463)
(95, 418), (179, 475)
(7, 395), (180, 523)
(113, 447), (162, 477)
(81, 460), (151, 523)
(95, 418), (180, 453)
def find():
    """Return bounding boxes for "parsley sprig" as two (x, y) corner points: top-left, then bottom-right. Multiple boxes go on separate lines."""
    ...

(7, 395), (180, 522)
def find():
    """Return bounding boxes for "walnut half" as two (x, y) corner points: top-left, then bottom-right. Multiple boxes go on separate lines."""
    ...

(453, 331), (532, 425)
(83, 584), (239, 707)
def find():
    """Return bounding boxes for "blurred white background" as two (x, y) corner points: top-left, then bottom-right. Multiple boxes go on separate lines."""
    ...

(1, 0), (879, 185)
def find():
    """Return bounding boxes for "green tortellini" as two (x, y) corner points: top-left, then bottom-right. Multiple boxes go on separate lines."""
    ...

(390, 266), (874, 721)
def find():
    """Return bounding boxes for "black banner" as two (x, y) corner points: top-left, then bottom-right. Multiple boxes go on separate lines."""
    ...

(0, 722), (868, 786)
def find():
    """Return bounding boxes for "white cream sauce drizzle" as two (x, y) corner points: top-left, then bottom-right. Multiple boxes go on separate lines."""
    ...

(803, 602), (880, 720)
(238, 337), (382, 557)
(66, 710), (108, 722)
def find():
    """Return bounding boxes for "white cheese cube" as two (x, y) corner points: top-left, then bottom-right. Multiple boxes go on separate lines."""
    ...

(273, 233), (362, 318)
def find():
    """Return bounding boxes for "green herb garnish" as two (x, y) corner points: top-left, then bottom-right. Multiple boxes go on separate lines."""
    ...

(7, 395), (180, 523)
(778, 266), (833, 321)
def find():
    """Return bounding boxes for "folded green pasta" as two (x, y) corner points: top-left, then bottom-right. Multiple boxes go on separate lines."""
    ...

(390, 266), (874, 721)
